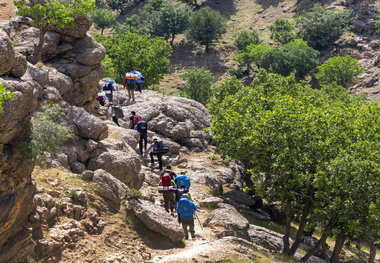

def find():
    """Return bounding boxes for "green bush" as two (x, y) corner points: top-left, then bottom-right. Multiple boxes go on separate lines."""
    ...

(296, 4), (354, 50)
(0, 83), (14, 113)
(233, 29), (260, 52)
(114, 14), (146, 35)
(180, 66), (214, 105)
(91, 8), (117, 35)
(176, 0), (199, 8)
(269, 19), (295, 45)
(101, 54), (116, 79)
(124, 188), (143, 200)
(233, 43), (270, 73)
(186, 7), (226, 52)
(316, 55), (364, 88)
(69, 189), (81, 203)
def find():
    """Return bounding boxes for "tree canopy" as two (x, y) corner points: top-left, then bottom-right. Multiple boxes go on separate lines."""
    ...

(91, 8), (117, 35)
(269, 18), (295, 45)
(233, 29), (260, 52)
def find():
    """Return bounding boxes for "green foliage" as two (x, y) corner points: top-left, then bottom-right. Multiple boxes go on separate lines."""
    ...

(141, 0), (166, 18)
(106, 0), (125, 12)
(69, 189), (81, 203)
(31, 104), (73, 165)
(114, 14), (146, 35)
(269, 19), (295, 45)
(101, 54), (116, 79)
(95, 32), (172, 86)
(233, 29), (260, 52)
(261, 39), (319, 80)
(296, 4), (354, 50)
(146, 3), (192, 44)
(316, 55), (364, 88)
(124, 188), (143, 199)
(179, 66), (214, 105)
(176, 0), (199, 8)
(186, 7), (227, 52)
(233, 43), (270, 72)
(0, 83), (14, 113)
(209, 76), (243, 104)
(91, 8), (117, 35)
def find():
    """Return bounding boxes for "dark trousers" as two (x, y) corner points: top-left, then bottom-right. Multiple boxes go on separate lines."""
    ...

(150, 151), (163, 170)
(181, 218), (195, 238)
(112, 116), (120, 126)
(163, 192), (174, 212)
(139, 133), (147, 154)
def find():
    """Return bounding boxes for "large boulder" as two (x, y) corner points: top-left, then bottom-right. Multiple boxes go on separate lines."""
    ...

(93, 169), (128, 204)
(225, 190), (257, 207)
(70, 106), (108, 140)
(47, 70), (73, 97)
(129, 199), (185, 243)
(51, 14), (92, 40)
(248, 224), (285, 252)
(88, 149), (142, 189)
(10, 52), (27, 78)
(72, 34), (105, 66)
(0, 29), (15, 76)
(107, 125), (139, 149)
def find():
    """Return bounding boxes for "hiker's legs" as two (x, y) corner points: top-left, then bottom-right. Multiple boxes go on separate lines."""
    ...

(163, 193), (172, 212)
(143, 134), (147, 153)
(112, 116), (120, 126)
(128, 89), (132, 99)
(182, 219), (192, 239)
(189, 218), (195, 238)
(131, 90), (135, 101)
(139, 133), (147, 154)
(157, 153), (163, 170)
(150, 152), (155, 164)
(106, 93), (113, 102)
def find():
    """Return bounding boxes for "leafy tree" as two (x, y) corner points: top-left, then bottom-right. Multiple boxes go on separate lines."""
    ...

(95, 32), (172, 86)
(233, 29), (260, 52)
(141, 0), (166, 18)
(186, 7), (226, 52)
(106, 0), (126, 12)
(91, 8), (117, 35)
(101, 54), (116, 79)
(269, 18), (295, 45)
(31, 104), (73, 165)
(0, 83), (14, 113)
(114, 14), (146, 35)
(146, 3), (192, 45)
(14, 0), (94, 64)
(176, 0), (199, 9)
(233, 43), (270, 73)
(296, 4), (354, 50)
(316, 55), (364, 88)
(179, 66), (214, 105)
(261, 39), (319, 80)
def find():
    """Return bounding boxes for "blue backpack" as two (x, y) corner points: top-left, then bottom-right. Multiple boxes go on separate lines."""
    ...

(177, 198), (196, 219)
(176, 175), (190, 189)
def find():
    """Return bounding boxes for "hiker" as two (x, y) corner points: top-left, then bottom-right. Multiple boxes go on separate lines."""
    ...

(175, 184), (192, 223)
(136, 119), (148, 154)
(103, 80), (115, 102)
(123, 75), (136, 101)
(96, 95), (105, 106)
(177, 193), (197, 240)
(175, 172), (191, 189)
(107, 103), (120, 126)
(165, 165), (177, 180)
(146, 138), (168, 171)
(158, 172), (176, 213)
(129, 111), (141, 129)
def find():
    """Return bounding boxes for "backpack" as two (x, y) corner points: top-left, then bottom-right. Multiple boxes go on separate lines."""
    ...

(161, 173), (171, 187)
(133, 115), (141, 125)
(155, 140), (169, 154)
(176, 188), (188, 201)
(136, 120), (147, 133)
(112, 105), (124, 118)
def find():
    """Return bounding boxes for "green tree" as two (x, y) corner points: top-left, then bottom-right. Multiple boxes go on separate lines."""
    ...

(31, 104), (73, 165)
(233, 29), (260, 52)
(176, 0), (199, 9)
(0, 83), (14, 113)
(261, 39), (319, 80)
(316, 55), (364, 88)
(91, 8), (117, 35)
(296, 4), (354, 50)
(233, 43), (270, 73)
(186, 7), (226, 52)
(106, 0), (126, 12)
(114, 14), (146, 35)
(180, 66), (214, 105)
(14, 0), (94, 64)
(141, 0), (166, 18)
(269, 18), (295, 45)
(101, 54), (116, 79)
(95, 32), (172, 86)
(146, 3), (192, 45)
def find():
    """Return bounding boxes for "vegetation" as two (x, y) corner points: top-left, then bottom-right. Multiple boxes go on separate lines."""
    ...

(101, 54), (116, 79)
(208, 70), (380, 262)
(176, 0), (199, 9)
(316, 55), (364, 88)
(179, 66), (214, 105)
(261, 39), (319, 80)
(233, 43), (270, 73)
(95, 32), (172, 86)
(14, 0), (94, 64)
(296, 4), (354, 50)
(0, 83), (14, 113)
(186, 7), (226, 52)
(124, 188), (143, 199)
(233, 29), (260, 52)
(269, 19), (295, 45)
(114, 14), (146, 35)
(31, 104), (73, 165)
(140, 0), (166, 18)
(91, 8), (117, 35)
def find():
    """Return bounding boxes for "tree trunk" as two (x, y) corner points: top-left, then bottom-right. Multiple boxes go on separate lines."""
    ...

(101, 28), (104, 35)
(283, 199), (293, 254)
(368, 234), (377, 263)
(301, 222), (333, 262)
(288, 200), (312, 255)
(29, 25), (47, 65)
(205, 42), (209, 53)
(331, 232), (346, 263)
(170, 34), (175, 46)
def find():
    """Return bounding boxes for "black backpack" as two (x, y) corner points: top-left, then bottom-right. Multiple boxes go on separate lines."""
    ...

(155, 140), (169, 154)
(136, 120), (147, 133)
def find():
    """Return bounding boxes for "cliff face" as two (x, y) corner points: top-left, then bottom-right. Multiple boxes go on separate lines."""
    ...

(0, 13), (105, 262)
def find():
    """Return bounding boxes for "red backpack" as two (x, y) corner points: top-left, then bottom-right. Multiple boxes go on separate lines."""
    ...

(134, 115), (141, 125)
(161, 173), (171, 187)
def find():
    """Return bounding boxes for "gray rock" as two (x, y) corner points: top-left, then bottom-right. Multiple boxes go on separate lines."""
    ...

(130, 199), (185, 243)
(0, 29), (15, 76)
(106, 125), (139, 149)
(10, 52), (27, 78)
(72, 34), (105, 66)
(225, 190), (257, 207)
(47, 70), (73, 97)
(81, 170), (94, 181)
(22, 62), (49, 88)
(353, 20), (366, 33)
(43, 86), (62, 103)
(307, 256), (328, 263)
(248, 224), (284, 252)
(204, 174), (223, 195)
(204, 203), (249, 232)
(70, 106), (108, 140)
(199, 197), (223, 208)
(51, 14), (92, 39)
(93, 169), (128, 204)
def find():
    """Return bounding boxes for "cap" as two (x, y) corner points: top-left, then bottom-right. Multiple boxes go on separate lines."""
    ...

(181, 194), (189, 199)
(109, 80), (114, 85)
(166, 165), (172, 170)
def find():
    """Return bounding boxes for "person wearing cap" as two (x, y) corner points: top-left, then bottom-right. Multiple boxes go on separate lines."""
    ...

(177, 193), (197, 240)
(103, 80), (115, 102)
(164, 165), (177, 180)
(106, 102), (120, 126)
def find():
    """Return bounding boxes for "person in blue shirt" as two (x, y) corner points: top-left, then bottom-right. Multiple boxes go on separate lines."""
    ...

(176, 193), (197, 240)
(175, 172), (190, 189)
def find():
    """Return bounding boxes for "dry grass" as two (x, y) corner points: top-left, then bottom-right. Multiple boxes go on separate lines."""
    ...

(0, 0), (16, 22)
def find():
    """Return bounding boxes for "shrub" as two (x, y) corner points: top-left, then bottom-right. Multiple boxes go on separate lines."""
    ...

(69, 189), (81, 203)
(124, 188), (143, 200)
(101, 54), (116, 79)
(0, 83), (14, 113)
(179, 66), (214, 105)
(233, 43), (271, 73)
(233, 29), (260, 52)
(316, 55), (364, 88)
(269, 19), (295, 45)
(296, 4), (354, 50)
(91, 8), (117, 35)
(114, 14), (146, 35)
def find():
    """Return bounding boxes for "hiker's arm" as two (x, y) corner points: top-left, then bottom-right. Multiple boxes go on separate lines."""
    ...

(144, 144), (153, 157)
(188, 192), (193, 202)
(123, 77), (127, 89)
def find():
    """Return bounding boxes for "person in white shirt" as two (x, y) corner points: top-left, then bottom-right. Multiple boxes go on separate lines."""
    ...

(107, 103), (120, 126)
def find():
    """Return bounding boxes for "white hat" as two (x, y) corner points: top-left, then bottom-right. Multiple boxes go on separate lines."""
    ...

(181, 194), (189, 199)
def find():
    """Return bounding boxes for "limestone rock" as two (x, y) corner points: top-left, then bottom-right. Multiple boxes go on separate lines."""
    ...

(0, 29), (15, 76)
(204, 203), (249, 232)
(225, 190), (257, 207)
(51, 14), (92, 39)
(47, 70), (73, 97)
(10, 52), (27, 78)
(70, 106), (108, 140)
(130, 199), (185, 243)
(107, 125), (139, 149)
(72, 34), (106, 66)
(199, 197), (224, 208)
(93, 169), (128, 204)
(248, 224), (284, 252)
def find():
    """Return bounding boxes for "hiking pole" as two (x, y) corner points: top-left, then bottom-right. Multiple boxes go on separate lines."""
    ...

(195, 211), (203, 231)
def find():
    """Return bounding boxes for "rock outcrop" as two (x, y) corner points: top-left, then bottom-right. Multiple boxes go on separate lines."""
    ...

(93, 169), (128, 204)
